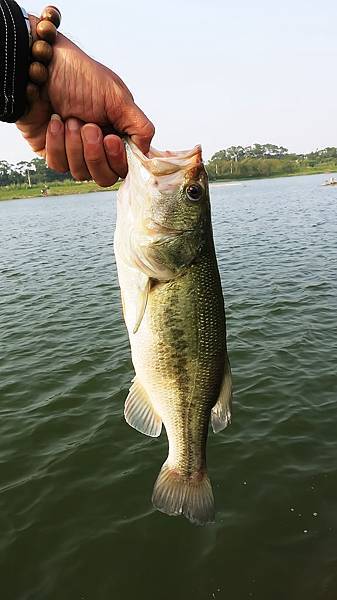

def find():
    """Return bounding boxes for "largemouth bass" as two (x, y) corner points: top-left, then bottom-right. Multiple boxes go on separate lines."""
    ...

(114, 140), (232, 525)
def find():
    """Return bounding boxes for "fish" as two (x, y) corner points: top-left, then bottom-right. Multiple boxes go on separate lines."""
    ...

(114, 139), (232, 525)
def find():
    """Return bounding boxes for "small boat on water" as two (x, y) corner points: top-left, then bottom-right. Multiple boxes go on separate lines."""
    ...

(322, 177), (337, 186)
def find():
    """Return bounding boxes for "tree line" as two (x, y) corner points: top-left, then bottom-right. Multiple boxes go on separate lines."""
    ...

(1, 144), (337, 186)
(206, 144), (337, 180)
(0, 158), (70, 186)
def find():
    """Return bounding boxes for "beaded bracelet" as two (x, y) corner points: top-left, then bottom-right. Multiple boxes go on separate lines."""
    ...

(26, 5), (62, 105)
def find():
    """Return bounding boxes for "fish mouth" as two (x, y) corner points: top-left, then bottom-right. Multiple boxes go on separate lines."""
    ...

(126, 139), (203, 176)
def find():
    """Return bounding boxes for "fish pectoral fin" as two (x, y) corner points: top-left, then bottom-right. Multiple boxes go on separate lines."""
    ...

(124, 378), (162, 438)
(133, 276), (150, 334)
(211, 357), (233, 433)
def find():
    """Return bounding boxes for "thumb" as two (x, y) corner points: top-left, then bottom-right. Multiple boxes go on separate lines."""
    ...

(111, 101), (155, 155)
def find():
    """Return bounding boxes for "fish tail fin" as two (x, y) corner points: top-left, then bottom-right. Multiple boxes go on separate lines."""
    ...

(151, 462), (215, 526)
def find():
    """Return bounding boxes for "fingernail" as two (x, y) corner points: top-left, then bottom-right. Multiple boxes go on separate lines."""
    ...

(105, 137), (121, 157)
(67, 118), (80, 133)
(50, 114), (62, 135)
(82, 125), (101, 144)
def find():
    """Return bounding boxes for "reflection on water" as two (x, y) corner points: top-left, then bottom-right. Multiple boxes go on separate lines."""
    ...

(0, 173), (336, 600)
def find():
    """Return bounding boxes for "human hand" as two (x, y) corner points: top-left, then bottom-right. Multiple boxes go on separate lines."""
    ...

(45, 116), (130, 186)
(16, 16), (154, 186)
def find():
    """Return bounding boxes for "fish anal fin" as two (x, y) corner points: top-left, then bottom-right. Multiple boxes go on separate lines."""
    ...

(124, 378), (162, 438)
(152, 462), (215, 525)
(211, 358), (233, 433)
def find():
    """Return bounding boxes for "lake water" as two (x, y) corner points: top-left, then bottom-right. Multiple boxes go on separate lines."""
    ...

(0, 173), (336, 600)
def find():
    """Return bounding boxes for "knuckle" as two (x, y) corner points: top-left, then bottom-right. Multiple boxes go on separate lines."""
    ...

(141, 119), (155, 140)
(148, 121), (156, 139)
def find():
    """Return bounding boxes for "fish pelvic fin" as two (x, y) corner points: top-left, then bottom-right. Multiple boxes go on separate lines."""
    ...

(133, 277), (150, 334)
(152, 462), (215, 526)
(124, 377), (162, 438)
(211, 356), (233, 433)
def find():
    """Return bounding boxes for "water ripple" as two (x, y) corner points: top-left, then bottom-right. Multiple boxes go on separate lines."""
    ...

(0, 177), (337, 600)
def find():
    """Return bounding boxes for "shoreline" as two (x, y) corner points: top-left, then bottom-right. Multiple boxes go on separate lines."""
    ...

(209, 168), (337, 185)
(0, 168), (335, 201)
(0, 180), (121, 202)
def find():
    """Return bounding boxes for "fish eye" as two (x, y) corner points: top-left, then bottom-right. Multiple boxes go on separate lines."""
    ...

(186, 183), (203, 202)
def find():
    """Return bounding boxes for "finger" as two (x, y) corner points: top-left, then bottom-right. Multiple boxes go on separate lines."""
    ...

(112, 102), (155, 155)
(103, 135), (127, 179)
(130, 108), (155, 155)
(46, 114), (69, 173)
(81, 124), (119, 187)
(65, 118), (91, 181)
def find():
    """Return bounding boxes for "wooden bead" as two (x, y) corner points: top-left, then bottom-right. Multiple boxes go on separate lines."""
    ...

(26, 82), (40, 103)
(37, 20), (57, 44)
(29, 61), (49, 85)
(41, 6), (61, 28)
(32, 40), (53, 65)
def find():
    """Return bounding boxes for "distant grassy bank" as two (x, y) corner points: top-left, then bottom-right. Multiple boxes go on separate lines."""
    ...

(0, 179), (121, 201)
(211, 165), (337, 184)
(207, 144), (337, 181)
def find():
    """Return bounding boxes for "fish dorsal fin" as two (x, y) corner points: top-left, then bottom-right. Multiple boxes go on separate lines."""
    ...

(124, 378), (162, 438)
(211, 358), (233, 433)
(133, 276), (150, 334)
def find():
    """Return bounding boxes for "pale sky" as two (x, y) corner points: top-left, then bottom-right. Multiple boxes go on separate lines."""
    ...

(1, 0), (337, 164)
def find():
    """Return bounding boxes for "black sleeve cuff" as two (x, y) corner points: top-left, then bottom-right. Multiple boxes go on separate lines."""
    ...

(0, 0), (30, 123)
